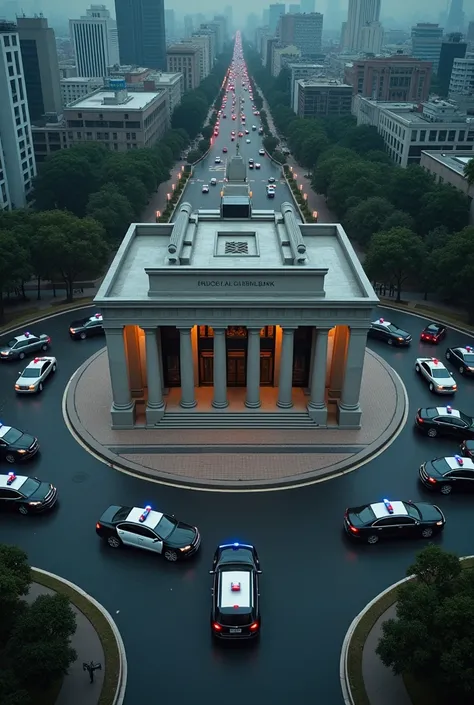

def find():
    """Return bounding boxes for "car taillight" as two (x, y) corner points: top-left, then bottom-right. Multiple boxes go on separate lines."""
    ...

(349, 525), (359, 534)
(212, 623), (222, 631)
(428, 477), (437, 484)
(96, 523), (102, 529)
(47, 337), (51, 343)
(249, 622), (259, 631)
(417, 417), (424, 423)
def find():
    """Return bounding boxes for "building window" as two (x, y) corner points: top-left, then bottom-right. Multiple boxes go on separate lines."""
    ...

(112, 132), (117, 139)
(448, 130), (455, 141)
(8, 65), (14, 76)
(459, 130), (465, 141)
(411, 130), (417, 142)
(438, 130), (447, 141)
(14, 51), (21, 74)
(4, 35), (10, 47)
(429, 130), (437, 141)
(12, 35), (17, 46)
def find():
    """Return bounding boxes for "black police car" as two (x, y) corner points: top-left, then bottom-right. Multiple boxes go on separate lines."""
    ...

(0, 423), (39, 463)
(344, 498), (445, 544)
(415, 406), (474, 439)
(461, 439), (474, 459)
(69, 313), (104, 340)
(420, 322), (446, 344)
(367, 317), (411, 346)
(0, 472), (57, 514)
(445, 345), (474, 375)
(419, 455), (474, 494)
(210, 543), (262, 639)
(96, 504), (200, 561)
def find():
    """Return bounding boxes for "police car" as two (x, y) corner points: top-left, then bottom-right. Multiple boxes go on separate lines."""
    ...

(419, 455), (474, 494)
(344, 498), (445, 544)
(95, 504), (200, 561)
(415, 406), (474, 439)
(15, 356), (57, 394)
(445, 345), (474, 375)
(367, 317), (412, 346)
(0, 331), (51, 360)
(414, 357), (457, 394)
(0, 422), (39, 463)
(209, 543), (262, 639)
(0, 472), (57, 514)
(69, 313), (104, 340)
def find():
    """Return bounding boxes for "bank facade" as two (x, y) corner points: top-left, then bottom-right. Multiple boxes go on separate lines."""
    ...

(94, 171), (378, 429)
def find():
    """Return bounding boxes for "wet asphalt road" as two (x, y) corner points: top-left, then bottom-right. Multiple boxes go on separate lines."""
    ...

(1, 304), (474, 705)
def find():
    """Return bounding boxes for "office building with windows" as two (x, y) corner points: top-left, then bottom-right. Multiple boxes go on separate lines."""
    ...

(278, 12), (324, 55)
(344, 0), (381, 52)
(70, 5), (119, 78)
(114, 0), (166, 70)
(0, 20), (36, 210)
(420, 150), (474, 222)
(294, 78), (353, 117)
(345, 55), (432, 102)
(94, 157), (378, 430)
(411, 23), (443, 72)
(449, 52), (474, 109)
(166, 45), (200, 91)
(269, 3), (285, 34)
(438, 34), (467, 95)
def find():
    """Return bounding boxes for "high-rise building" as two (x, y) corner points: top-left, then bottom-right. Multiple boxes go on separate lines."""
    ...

(345, 55), (432, 102)
(300, 0), (315, 12)
(17, 16), (62, 122)
(0, 20), (36, 210)
(344, 0), (381, 52)
(263, 9), (270, 26)
(438, 33), (467, 94)
(114, 0), (166, 71)
(449, 52), (474, 98)
(165, 9), (175, 40)
(467, 21), (474, 43)
(166, 45), (200, 91)
(184, 15), (193, 38)
(360, 20), (384, 54)
(224, 6), (233, 34)
(446, 0), (465, 34)
(269, 4), (285, 34)
(70, 5), (119, 78)
(289, 4), (300, 13)
(184, 34), (211, 80)
(278, 13), (324, 55)
(411, 23), (444, 73)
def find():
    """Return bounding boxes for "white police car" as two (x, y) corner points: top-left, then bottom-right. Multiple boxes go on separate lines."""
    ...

(414, 357), (457, 394)
(15, 356), (57, 394)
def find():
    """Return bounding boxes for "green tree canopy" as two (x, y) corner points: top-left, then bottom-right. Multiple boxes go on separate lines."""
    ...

(463, 158), (474, 185)
(311, 147), (360, 195)
(430, 226), (474, 321)
(344, 197), (395, 247)
(417, 184), (470, 235)
(86, 184), (135, 243)
(364, 226), (425, 300)
(172, 94), (209, 138)
(0, 545), (31, 641)
(388, 165), (435, 217)
(327, 162), (385, 215)
(0, 230), (31, 322)
(338, 124), (386, 154)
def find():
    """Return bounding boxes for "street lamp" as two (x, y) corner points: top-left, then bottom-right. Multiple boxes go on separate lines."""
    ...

(167, 193), (171, 201)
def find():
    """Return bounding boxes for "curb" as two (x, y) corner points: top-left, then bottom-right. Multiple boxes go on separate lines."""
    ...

(190, 145), (212, 167)
(32, 566), (127, 705)
(339, 555), (474, 705)
(63, 346), (408, 491)
(379, 300), (474, 335)
(0, 301), (95, 336)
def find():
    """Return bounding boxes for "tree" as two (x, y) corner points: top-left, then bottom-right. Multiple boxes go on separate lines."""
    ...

(172, 94), (208, 138)
(272, 150), (286, 164)
(338, 124), (386, 154)
(0, 672), (30, 705)
(86, 184), (135, 242)
(0, 544), (31, 641)
(327, 162), (385, 215)
(201, 124), (214, 140)
(417, 184), (470, 235)
(364, 227), (425, 300)
(198, 138), (209, 154)
(311, 147), (359, 195)
(0, 230), (31, 322)
(380, 210), (414, 233)
(263, 135), (278, 153)
(388, 165), (435, 217)
(463, 158), (474, 185)
(344, 197), (395, 247)
(34, 211), (109, 301)
(187, 149), (202, 164)
(8, 593), (77, 688)
(300, 133), (330, 169)
(376, 547), (474, 700)
(430, 226), (474, 322)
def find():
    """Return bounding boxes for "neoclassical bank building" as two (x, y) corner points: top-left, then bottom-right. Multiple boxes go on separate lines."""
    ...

(94, 157), (378, 429)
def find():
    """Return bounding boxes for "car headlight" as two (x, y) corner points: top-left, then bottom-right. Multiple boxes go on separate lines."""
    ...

(28, 501), (42, 506)
(28, 385), (35, 390)
(179, 545), (192, 552)
(14, 385), (20, 390)
(17, 450), (27, 455)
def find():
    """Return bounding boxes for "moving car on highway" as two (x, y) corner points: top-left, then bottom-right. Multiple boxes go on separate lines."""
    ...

(420, 323), (446, 344)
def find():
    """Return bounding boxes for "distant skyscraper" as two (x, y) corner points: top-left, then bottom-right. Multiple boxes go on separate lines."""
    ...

(17, 15), (62, 122)
(438, 33), (467, 94)
(269, 4), (285, 34)
(411, 23), (444, 73)
(114, 0), (166, 70)
(184, 15), (193, 38)
(446, 0), (465, 34)
(300, 0), (315, 13)
(70, 5), (119, 78)
(165, 9), (175, 40)
(263, 9), (270, 26)
(344, 0), (381, 52)
(289, 4), (301, 13)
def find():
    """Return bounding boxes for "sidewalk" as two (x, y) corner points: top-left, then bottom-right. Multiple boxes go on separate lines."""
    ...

(25, 582), (105, 705)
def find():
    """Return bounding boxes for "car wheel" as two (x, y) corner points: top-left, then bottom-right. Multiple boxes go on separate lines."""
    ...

(367, 534), (379, 545)
(427, 428), (437, 438)
(440, 484), (452, 495)
(387, 338), (393, 345)
(446, 351), (451, 359)
(459, 366), (464, 374)
(107, 536), (122, 549)
(164, 549), (178, 562)
(5, 454), (16, 463)
(19, 352), (25, 360)
(52, 364), (56, 373)
(421, 527), (433, 538)
(429, 382), (434, 392)
(38, 382), (43, 393)
(79, 332), (87, 340)
(18, 505), (29, 515)
(415, 364), (420, 373)
(41, 344), (48, 351)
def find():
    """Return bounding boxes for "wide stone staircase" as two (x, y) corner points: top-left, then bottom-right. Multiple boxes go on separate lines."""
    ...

(157, 411), (318, 429)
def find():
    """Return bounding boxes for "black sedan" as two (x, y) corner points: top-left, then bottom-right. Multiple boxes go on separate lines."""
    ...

(445, 345), (474, 375)
(69, 313), (104, 340)
(367, 317), (412, 346)
(96, 504), (200, 561)
(419, 455), (474, 494)
(415, 406), (474, 439)
(344, 498), (445, 544)
(420, 322), (446, 344)
(210, 543), (262, 640)
(461, 439), (474, 459)
(0, 472), (57, 514)
(0, 423), (39, 463)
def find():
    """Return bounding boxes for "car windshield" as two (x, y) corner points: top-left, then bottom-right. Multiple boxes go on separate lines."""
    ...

(460, 411), (473, 426)
(3, 428), (22, 444)
(20, 478), (41, 497)
(6, 339), (18, 347)
(386, 324), (406, 335)
(405, 503), (422, 520)
(155, 514), (178, 539)
(461, 353), (474, 363)
(21, 369), (41, 378)
(355, 506), (376, 523)
(426, 325), (439, 333)
(431, 369), (451, 379)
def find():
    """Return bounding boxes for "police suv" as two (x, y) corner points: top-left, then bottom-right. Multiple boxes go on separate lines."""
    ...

(15, 356), (57, 394)
(414, 357), (457, 394)
(210, 543), (262, 640)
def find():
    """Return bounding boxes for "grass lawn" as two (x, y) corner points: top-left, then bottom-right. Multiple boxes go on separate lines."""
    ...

(346, 557), (474, 705)
(0, 298), (94, 333)
(32, 570), (121, 705)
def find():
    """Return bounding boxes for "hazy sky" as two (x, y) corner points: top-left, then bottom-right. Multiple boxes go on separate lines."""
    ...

(4, 0), (474, 29)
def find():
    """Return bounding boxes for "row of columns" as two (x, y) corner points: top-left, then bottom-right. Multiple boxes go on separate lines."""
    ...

(106, 325), (368, 429)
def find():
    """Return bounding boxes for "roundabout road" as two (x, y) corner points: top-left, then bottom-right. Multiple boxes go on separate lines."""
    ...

(2, 317), (474, 701)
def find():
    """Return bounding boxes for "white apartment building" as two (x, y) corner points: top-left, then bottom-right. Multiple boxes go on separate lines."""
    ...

(183, 35), (211, 80)
(272, 46), (301, 77)
(166, 45), (200, 91)
(360, 21), (384, 54)
(288, 62), (326, 105)
(61, 76), (104, 106)
(353, 94), (474, 167)
(0, 21), (36, 210)
(344, 0), (381, 52)
(449, 53), (474, 110)
(70, 5), (119, 78)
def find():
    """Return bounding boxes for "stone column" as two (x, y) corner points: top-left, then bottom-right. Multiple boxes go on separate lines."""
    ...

(178, 327), (197, 408)
(307, 327), (329, 425)
(124, 325), (143, 397)
(212, 327), (228, 408)
(277, 327), (295, 409)
(245, 327), (261, 408)
(105, 327), (135, 427)
(337, 328), (368, 428)
(144, 327), (165, 425)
